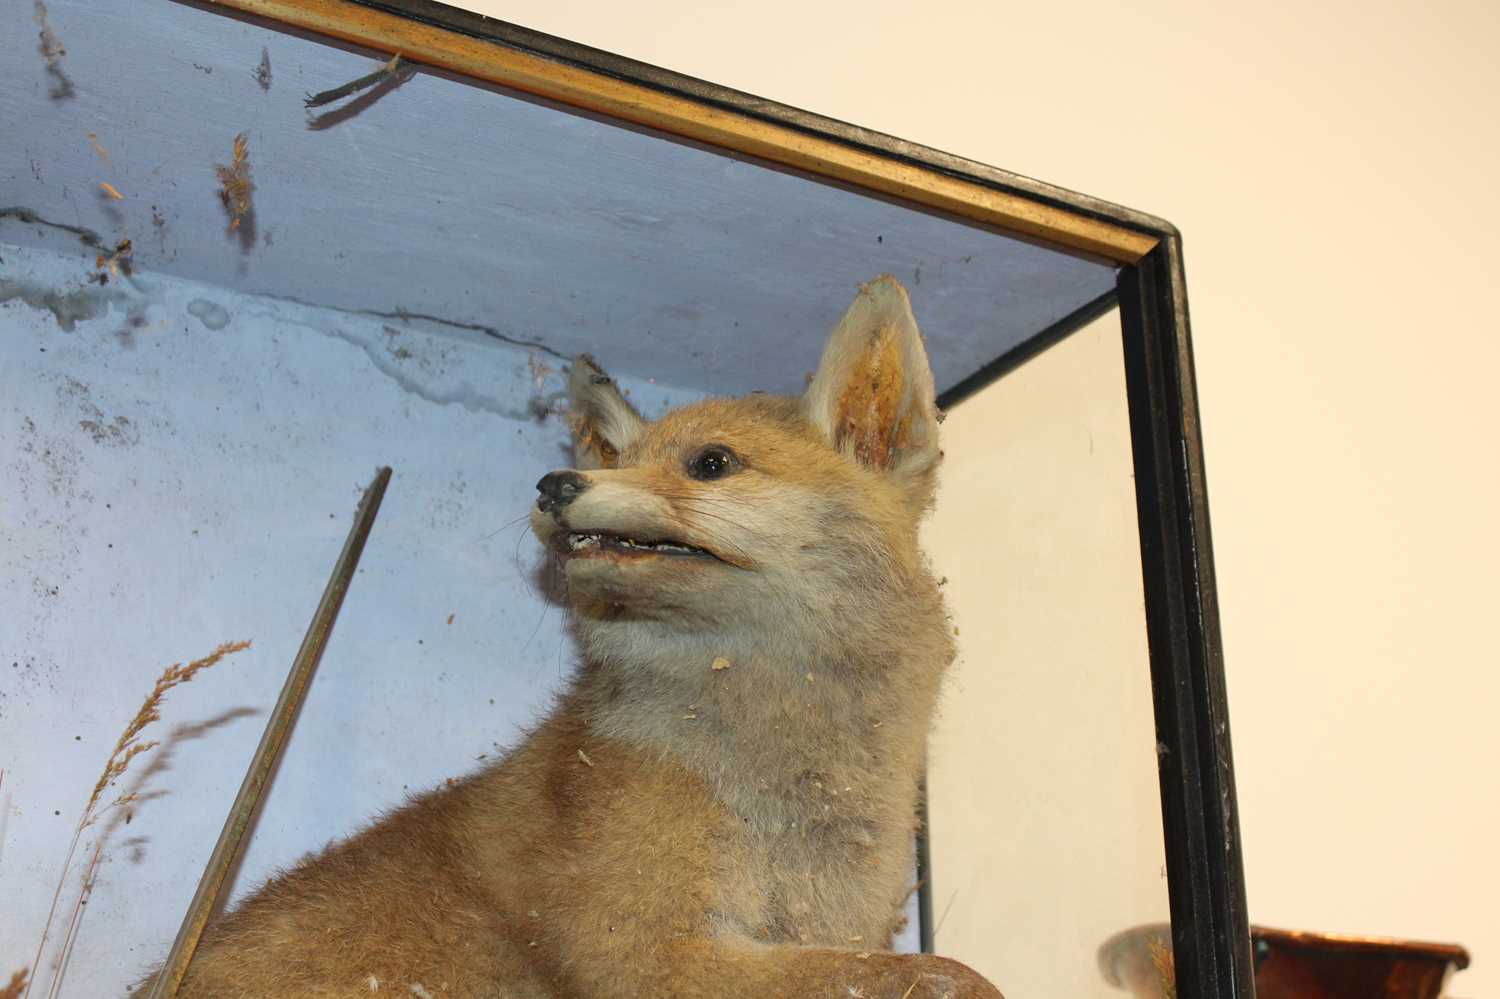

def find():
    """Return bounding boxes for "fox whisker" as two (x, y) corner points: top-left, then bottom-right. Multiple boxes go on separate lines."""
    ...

(483, 511), (533, 541)
(667, 502), (758, 565)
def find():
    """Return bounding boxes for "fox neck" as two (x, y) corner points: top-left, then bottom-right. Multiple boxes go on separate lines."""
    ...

(571, 584), (954, 836)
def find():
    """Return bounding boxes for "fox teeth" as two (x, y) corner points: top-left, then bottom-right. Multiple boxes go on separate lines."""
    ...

(565, 532), (703, 556)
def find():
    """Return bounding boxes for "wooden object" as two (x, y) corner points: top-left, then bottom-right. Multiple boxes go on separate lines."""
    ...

(1100, 924), (1472, 999)
(1253, 926), (1471, 999)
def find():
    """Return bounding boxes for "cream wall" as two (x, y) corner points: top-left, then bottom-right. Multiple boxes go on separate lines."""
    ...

(923, 311), (1168, 996)
(452, 2), (1500, 994)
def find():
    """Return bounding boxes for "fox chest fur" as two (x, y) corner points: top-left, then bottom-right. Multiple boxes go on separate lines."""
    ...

(577, 615), (950, 950)
(145, 277), (1001, 999)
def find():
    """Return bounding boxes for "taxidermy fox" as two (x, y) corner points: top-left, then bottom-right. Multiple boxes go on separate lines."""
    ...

(141, 276), (1002, 998)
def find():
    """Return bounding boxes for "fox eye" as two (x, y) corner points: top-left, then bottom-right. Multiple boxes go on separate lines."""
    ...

(687, 445), (739, 481)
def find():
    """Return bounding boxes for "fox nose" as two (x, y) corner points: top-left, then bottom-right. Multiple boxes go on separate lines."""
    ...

(535, 471), (589, 515)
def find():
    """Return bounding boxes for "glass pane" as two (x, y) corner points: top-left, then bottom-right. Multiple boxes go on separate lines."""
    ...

(2, 2), (1160, 996)
(925, 309), (1172, 997)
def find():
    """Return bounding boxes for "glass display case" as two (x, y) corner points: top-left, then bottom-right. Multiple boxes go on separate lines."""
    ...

(0, 1), (1249, 996)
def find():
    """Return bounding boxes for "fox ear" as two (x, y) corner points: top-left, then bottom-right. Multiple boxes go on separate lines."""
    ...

(802, 276), (941, 488)
(567, 354), (645, 470)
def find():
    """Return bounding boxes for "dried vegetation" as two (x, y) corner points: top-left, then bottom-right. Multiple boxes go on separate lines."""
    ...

(17, 641), (252, 999)
(214, 133), (255, 234)
(33, 1), (73, 100)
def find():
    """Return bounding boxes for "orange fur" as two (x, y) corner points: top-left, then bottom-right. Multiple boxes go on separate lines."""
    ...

(140, 277), (1000, 998)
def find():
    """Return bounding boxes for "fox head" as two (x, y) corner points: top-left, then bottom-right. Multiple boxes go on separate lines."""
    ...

(531, 275), (947, 667)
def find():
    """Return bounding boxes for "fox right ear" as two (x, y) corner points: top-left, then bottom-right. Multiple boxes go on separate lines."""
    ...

(567, 354), (645, 470)
(802, 276), (941, 487)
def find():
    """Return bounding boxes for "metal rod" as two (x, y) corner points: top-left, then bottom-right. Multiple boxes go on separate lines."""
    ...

(914, 779), (935, 954)
(145, 466), (393, 999)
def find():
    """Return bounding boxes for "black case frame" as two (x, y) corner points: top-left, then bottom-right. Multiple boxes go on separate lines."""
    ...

(203, 2), (1256, 994)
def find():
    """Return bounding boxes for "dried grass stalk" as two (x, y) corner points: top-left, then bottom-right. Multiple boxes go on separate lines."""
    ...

(33, 1), (73, 99)
(43, 844), (101, 999)
(22, 640), (251, 999)
(254, 48), (272, 92)
(1148, 936), (1177, 999)
(84, 641), (251, 819)
(94, 239), (132, 280)
(34, 2), (62, 64)
(214, 133), (254, 233)
(0, 970), (28, 999)
(304, 52), (402, 109)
